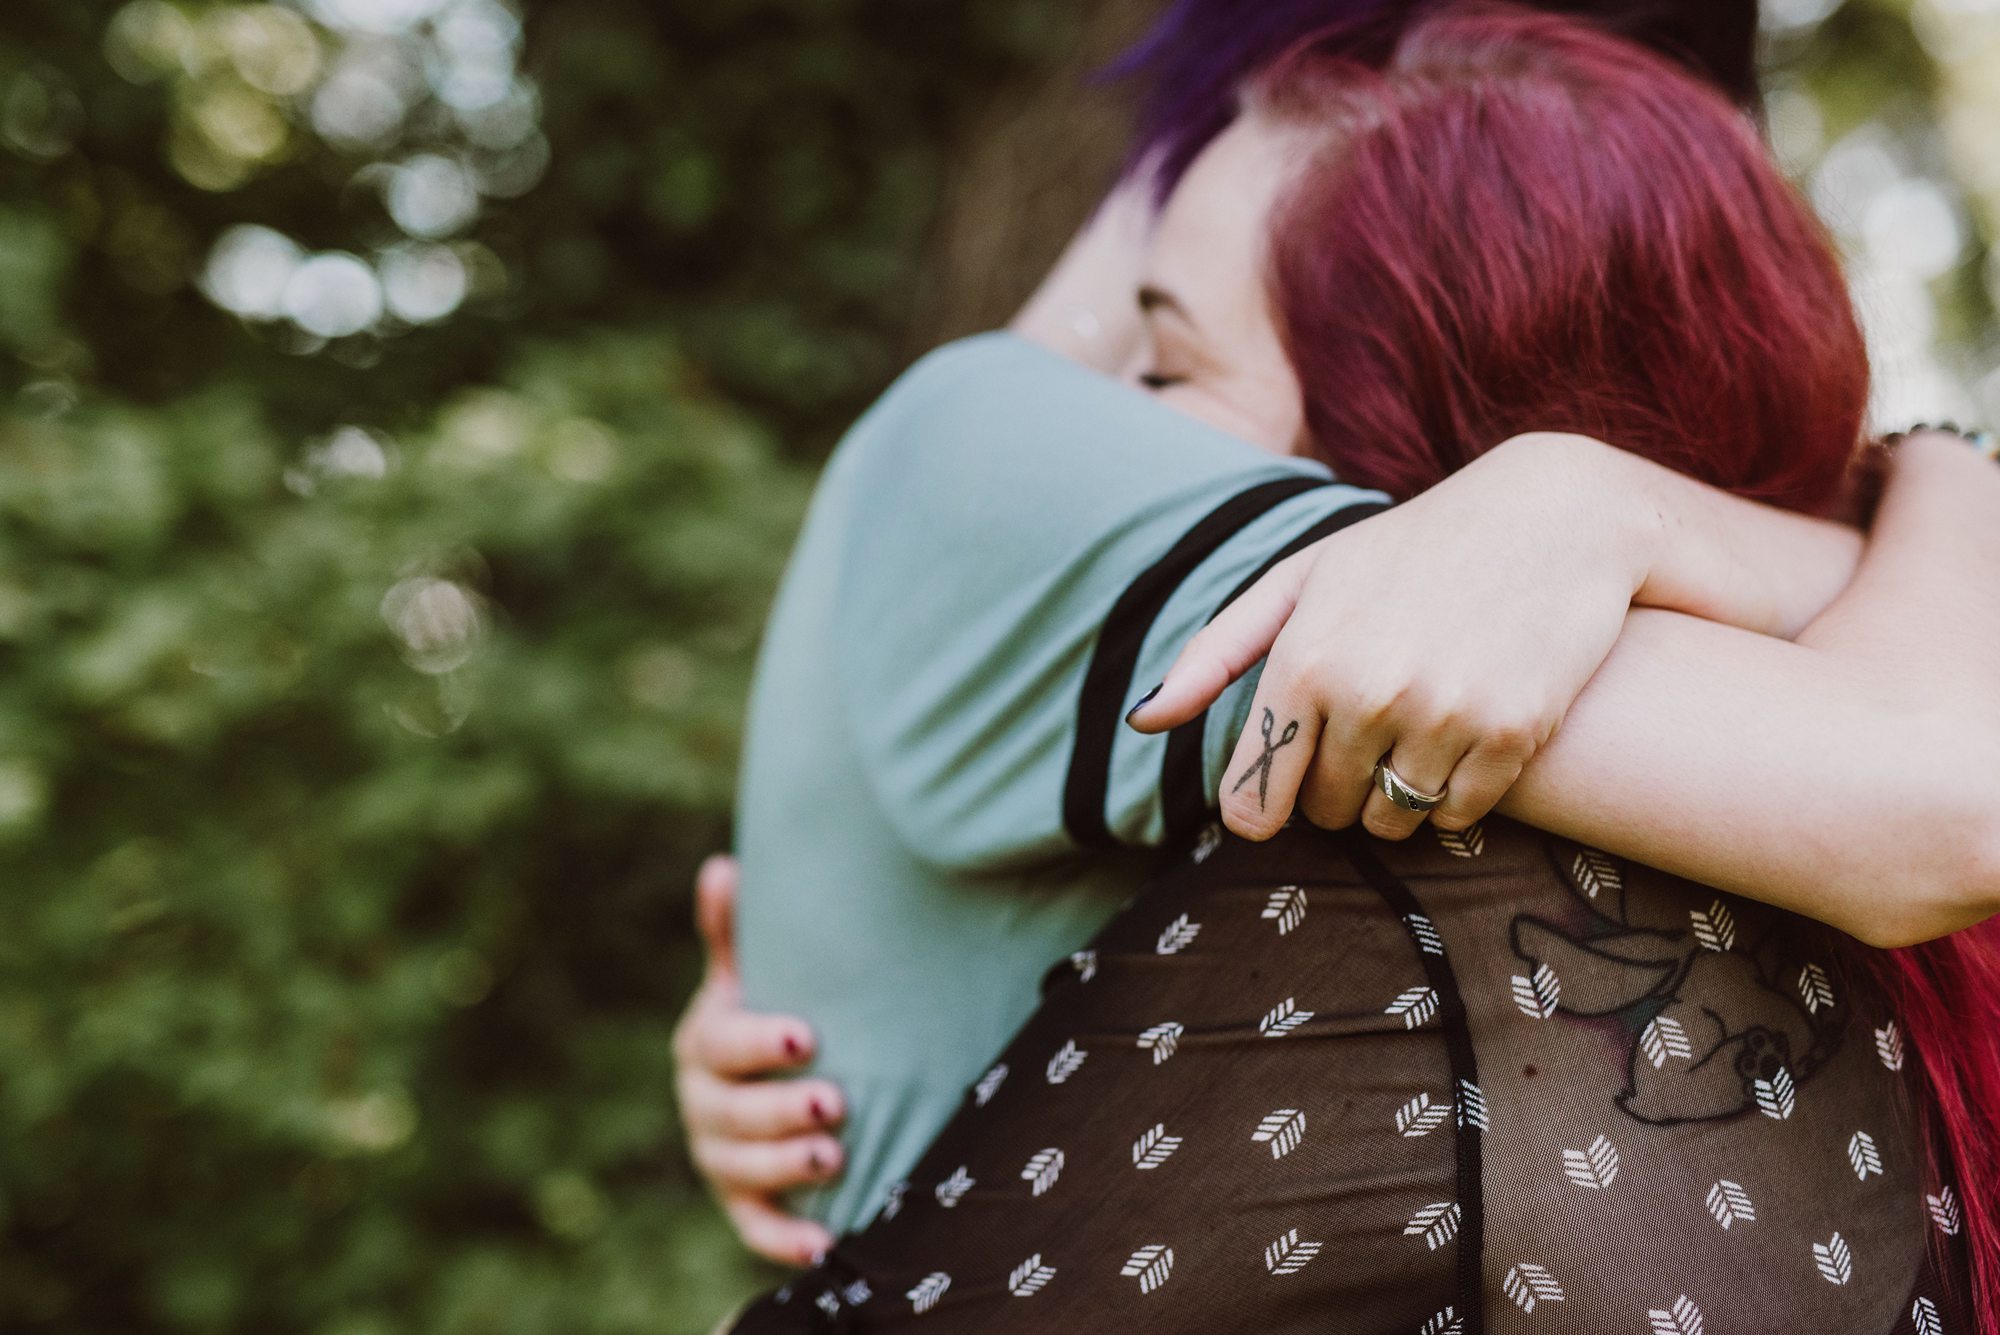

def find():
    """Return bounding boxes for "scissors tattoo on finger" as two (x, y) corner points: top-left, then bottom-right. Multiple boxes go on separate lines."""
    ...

(1231, 706), (1300, 809)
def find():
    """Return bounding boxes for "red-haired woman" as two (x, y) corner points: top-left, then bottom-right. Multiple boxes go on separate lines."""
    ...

(722, 7), (1995, 1331)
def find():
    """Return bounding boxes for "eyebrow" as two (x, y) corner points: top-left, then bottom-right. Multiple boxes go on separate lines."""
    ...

(1137, 284), (1198, 329)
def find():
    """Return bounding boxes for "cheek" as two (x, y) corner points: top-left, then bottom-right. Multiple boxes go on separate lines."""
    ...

(1156, 382), (1302, 457)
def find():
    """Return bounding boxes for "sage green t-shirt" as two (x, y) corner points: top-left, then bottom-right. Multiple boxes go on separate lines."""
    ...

(734, 333), (1387, 1233)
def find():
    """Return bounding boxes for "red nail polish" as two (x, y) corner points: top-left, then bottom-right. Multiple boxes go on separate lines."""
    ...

(810, 1097), (828, 1125)
(783, 1034), (804, 1060)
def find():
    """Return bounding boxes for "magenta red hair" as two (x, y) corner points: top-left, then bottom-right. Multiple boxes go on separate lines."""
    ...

(1252, 5), (1998, 1321)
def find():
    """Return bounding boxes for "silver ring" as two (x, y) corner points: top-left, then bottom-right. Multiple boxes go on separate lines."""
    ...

(1374, 760), (1446, 812)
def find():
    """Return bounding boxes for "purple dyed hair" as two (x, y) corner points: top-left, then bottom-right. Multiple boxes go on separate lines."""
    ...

(1110, 0), (1762, 198)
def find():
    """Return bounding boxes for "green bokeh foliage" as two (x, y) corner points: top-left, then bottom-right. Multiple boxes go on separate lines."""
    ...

(0, 1), (1074, 1329)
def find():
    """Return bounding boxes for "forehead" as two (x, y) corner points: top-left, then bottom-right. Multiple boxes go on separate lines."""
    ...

(1147, 111), (1314, 313)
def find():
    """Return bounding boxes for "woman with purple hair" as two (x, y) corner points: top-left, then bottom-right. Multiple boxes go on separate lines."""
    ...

(673, 3), (1998, 1323)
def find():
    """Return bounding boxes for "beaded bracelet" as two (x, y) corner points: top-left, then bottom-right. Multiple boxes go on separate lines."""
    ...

(1881, 421), (1998, 459)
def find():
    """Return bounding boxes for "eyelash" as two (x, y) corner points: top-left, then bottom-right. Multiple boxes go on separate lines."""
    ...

(1139, 372), (1186, 391)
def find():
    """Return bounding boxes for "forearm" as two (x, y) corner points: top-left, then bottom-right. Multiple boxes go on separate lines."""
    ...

(1511, 432), (1862, 639)
(1502, 436), (2000, 945)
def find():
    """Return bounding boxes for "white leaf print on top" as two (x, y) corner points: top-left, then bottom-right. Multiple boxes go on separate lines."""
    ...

(1929, 1185), (1963, 1236)
(1706, 1179), (1755, 1229)
(1396, 1092), (1449, 1137)
(842, 1279), (872, 1306)
(933, 1166), (974, 1209)
(1455, 1079), (1489, 1130)
(881, 1179), (908, 1221)
(1876, 1020), (1906, 1072)
(1404, 1201), (1460, 1251)
(972, 1063), (1007, 1107)
(1848, 1131), (1884, 1181)
(1419, 1307), (1464, 1335)
(1253, 1109), (1305, 1159)
(1572, 848), (1621, 900)
(1560, 1134), (1620, 1189)
(1121, 1244), (1174, 1294)
(1070, 950), (1096, 983)
(1263, 1228), (1323, 1276)
(1436, 822), (1484, 857)
(1502, 1263), (1565, 1312)
(1260, 997), (1314, 1037)
(907, 1272), (950, 1315)
(1647, 1294), (1705, 1335)
(1156, 913), (1201, 954)
(1263, 886), (1307, 935)
(1020, 1148), (1063, 1197)
(1192, 822), (1223, 863)
(1045, 1040), (1087, 1084)
(1690, 899), (1736, 952)
(1137, 1022), (1183, 1065)
(1510, 964), (1561, 1019)
(1640, 1015), (1693, 1068)
(1386, 985), (1440, 1029)
(1912, 1296), (1943, 1335)
(1812, 1231), (1853, 1285)
(1008, 1255), (1056, 1297)
(1753, 1065), (1796, 1120)
(1132, 1123), (1183, 1170)
(1405, 913), (1445, 955)
(1798, 962), (1836, 1014)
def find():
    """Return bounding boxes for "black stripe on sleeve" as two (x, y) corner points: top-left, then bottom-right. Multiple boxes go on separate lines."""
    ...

(1061, 476), (1334, 852)
(1157, 499), (1390, 849)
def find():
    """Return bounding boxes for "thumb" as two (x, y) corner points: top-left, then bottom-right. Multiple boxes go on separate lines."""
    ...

(1125, 548), (1312, 733)
(694, 854), (742, 980)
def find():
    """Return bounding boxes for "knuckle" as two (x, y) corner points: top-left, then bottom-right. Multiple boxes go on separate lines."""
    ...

(1485, 711), (1545, 757)
(1400, 678), (1461, 726)
(1345, 674), (1402, 723)
(688, 1137), (725, 1184)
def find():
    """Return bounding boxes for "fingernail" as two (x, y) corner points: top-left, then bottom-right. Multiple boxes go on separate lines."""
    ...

(810, 1096), (830, 1125)
(783, 1033), (806, 1061)
(1125, 683), (1162, 723)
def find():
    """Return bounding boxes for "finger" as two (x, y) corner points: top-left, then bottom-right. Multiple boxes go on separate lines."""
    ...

(693, 1131), (844, 1197)
(695, 854), (742, 979)
(1125, 550), (1312, 732)
(1357, 731), (1467, 841)
(679, 1069), (846, 1141)
(679, 996), (816, 1079)
(1427, 734), (1530, 833)
(722, 1194), (836, 1268)
(1217, 675), (1323, 841)
(1289, 687), (1398, 832)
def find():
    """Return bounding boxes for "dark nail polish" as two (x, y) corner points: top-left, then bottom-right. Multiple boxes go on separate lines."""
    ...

(1125, 683), (1162, 723)
(810, 1097), (829, 1125)
(783, 1034), (804, 1061)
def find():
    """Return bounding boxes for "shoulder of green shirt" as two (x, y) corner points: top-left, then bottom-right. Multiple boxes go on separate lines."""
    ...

(831, 332), (1392, 862)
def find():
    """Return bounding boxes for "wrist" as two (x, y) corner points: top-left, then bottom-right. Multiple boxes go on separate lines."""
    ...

(1488, 431), (1664, 596)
